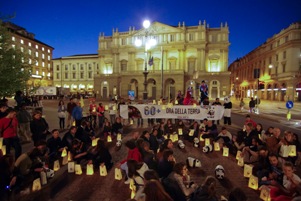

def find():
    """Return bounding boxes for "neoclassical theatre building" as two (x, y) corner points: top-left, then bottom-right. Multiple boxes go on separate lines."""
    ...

(229, 22), (301, 102)
(53, 21), (231, 100)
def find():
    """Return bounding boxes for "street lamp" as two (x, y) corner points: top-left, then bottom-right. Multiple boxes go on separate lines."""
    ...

(135, 20), (157, 101)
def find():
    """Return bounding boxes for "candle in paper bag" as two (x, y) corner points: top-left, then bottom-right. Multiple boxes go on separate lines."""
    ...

(117, 133), (122, 141)
(169, 134), (173, 141)
(107, 135), (112, 142)
(86, 164), (94, 175)
(61, 148), (67, 157)
(243, 164), (253, 178)
(189, 129), (194, 136)
(173, 134), (178, 142)
(75, 164), (82, 175)
(236, 150), (242, 160)
(199, 134), (204, 142)
(158, 101), (161, 105)
(32, 178), (42, 192)
(193, 103), (197, 108)
(68, 151), (72, 161)
(248, 175), (258, 190)
(0, 137), (3, 149)
(113, 105), (116, 111)
(205, 138), (210, 146)
(175, 100), (178, 104)
(53, 160), (60, 171)
(62, 156), (68, 165)
(100, 165), (108, 176)
(163, 135), (168, 140)
(115, 168), (122, 180)
(178, 128), (183, 135)
(92, 138), (99, 147)
(68, 162), (75, 173)
(1, 145), (6, 156)
(162, 105), (166, 110)
(105, 105), (109, 110)
(237, 157), (244, 167)
(260, 185), (271, 201)
(167, 103), (173, 108)
(153, 100), (156, 104)
(279, 145), (289, 157)
(223, 147), (229, 157)
(130, 119), (134, 125)
(40, 171), (47, 185)
(72, 121), (76, 126)
(131, 188), (136, 199)
(129, 179), (135, 190)
(288, 145), (296, 157)
(214, 142), (220, 151)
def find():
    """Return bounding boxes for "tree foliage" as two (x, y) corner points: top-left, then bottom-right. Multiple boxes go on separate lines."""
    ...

(0, 20), (32, 97)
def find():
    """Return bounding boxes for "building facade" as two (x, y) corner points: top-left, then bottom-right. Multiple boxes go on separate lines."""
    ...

(95, 21), (230, 101)
(3, 22), (54, 92)
(229, 22), (301, 102)
(52, 54), (99, 96)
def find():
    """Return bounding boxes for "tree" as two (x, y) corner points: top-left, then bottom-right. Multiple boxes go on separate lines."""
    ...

(0, 20), (32, 97)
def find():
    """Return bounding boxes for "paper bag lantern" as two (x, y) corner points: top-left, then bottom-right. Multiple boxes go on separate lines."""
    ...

(175, 100), (178, 104)
(214, 142), (220, 151)
(72, 121), (76, 126)
(248, 175), (258, 190)
(199, 134), (204, 142)
(92, 138), (99, 147)
(205, 138), (210, 146)
(243, 164), (253, 178)
(75, 164), (82, 175)
(53, 160), (60, 171)
(0, 137), (3, 149)
(40, 171), (47, 185)
(237, 157), (244, 167)
(158, 101), (161, 105)
(260, 185), (271, 201)
(279, 145), (289, 157)
(178, 128), (183, 135)
(115, 168), (122, 180)
(130, 119), (134, 125)
(86, 164), (94, 175)
(288, 145), (297, 157)
(172, 134), (178, 142)
(107, 135), (112, 142)
(61, 148), (67, 157)
(68, 162), (75, 173)
(100, 165), (107, 176)
(163, 135), (168, 140)
(129, 179), (135, 190)
(153, 100), (156, 104)
(167, 103), (173, 108)
(62, 156), (68, 165)
(117, 133), (122, 141)
(189, 129), (194, 136)
(105, 105), (109, 110)
(236, 150), (242, 160)
(131, 189), (136, 199)
(162, 105), (166, 110)
(32, 178), (41, 192)
(193, 103), (197, 108)
(68, 151), (72, 161)
(1, 145), (6, 156)
(223, 147), (229, 157)
(113, 105), (116, 111)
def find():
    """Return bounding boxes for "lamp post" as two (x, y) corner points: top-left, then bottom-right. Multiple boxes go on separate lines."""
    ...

(135, 20), (156, 101)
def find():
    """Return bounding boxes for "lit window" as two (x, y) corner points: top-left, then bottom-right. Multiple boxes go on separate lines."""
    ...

(12, 36), (15, 41)
(42, 54), (45, 59)
(47, 72), (50, 77)
(28, 49), (32, 55)
(35, 52), (38, 57)
(35, 45), (38, 49)
(48, 49), (50, 53)
(170, 34), (175, 42)
(21, 39), (24, 44)
(48, 63), (50, 68)
(29, 59), (32, 64)
(12, 44), (15, 49)
(42, 47), (45, 51)
(42, 72), (45, 76)
(29, 42), (31, 46)
(48, 55), (50, 60)
(42, 62), (45, 67)
(36, 62), (39, 66)
(36, 70), (39, 75)
(21, 47), (24, 52)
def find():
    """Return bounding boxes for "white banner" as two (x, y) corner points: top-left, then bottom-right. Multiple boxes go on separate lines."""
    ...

(120, 105), (224, 120)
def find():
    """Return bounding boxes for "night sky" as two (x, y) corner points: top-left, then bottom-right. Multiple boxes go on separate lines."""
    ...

(1, 0), (301, 64)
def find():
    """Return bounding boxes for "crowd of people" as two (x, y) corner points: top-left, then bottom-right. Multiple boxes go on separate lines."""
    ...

(0, 91), (301, 201)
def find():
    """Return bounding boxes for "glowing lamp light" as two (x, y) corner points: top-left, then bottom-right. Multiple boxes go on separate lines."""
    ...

(105, 105), (109, 110)
(287, 111), (291, 120)
(53, 160), (60, 171)
(248, 175), (258, 190)
(172, 134), (178, 142)
(1, 145), (6, 156)
(92, 138), (99, 147)
(223, 147), (229, 157)
(153, 100), (156, 104)
(107, 135), (112, 142)
(62, 156), (68, 165)
(214, 142), (220, 151)
(288, 145), (297, 157)
(68, 151), (72, 161)
(189, 129), (194, 136)
(162, 105), (166, 110)
(115, 168), (122, 180)
(117, 133), (122, 141)
(237, 157), (244, 167)
(236, 150), (242, 160)
(199, 134), (204, 142)
(86, 164), (94, 175)
(260, 185), (271, 201)
(32, 178), (42, 192)
(130, 119), (134, 125)
(135, 39), (142, 47)
(0, 137), (3, 149)
(205, 138), (210, 146)
(244, 164), (253, 178)
(61, 148), (67, 157)
(100, 165), (108, 176)
(75, 164), (82, 175)
(68, 162), (75, 173)
(143, 20), (151, 29)
(178, 128), (183, 135)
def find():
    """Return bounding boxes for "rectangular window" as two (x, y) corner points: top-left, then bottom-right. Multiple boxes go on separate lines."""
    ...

(12, 44), (15, 49)
(88, 64), (92, 70)
(80, 72), (84, 79)
(282, 64), (286, 72)
(283, 51), (286, 59)
(72, 64), (76, 70)
(48, 49), (50, 53)
(275, 54), (278, 61)
(56, 65), (60, 71)
(65, 65), (68, 71)
(28, 42), (31, 46)
(20, 39), (24, 44)
(42, 62), (45, 67)
(35, 52), (38, 57)
(65, 73), (68, 79)
(56, 73), (60, 79)
(36, 62), (38, 66)
(80, 64), (84, 70)
(270, 44), (273, 50)
(285, 36), (288, 42)
(29, 58), (32, 64)
(35, 45), (38, 49)
(277, 40), (280, 47)
(36, 70), (39, 75)
(21, 47), (24, 52)
(42, 71), (45, 76)
(96, 64), (99, 70)
(28, 49), (31, 55)
(72, 73), (76, 79)
(48, 63), (50, 68)
(42, 47), (44, 51)
(189, 33), (194, 41)
(12, 36), (15, 41)
(170, 34), (175, 42)
(48, 55), (50, 60)
(121, 38), (126, 45)
(88, 72), (92, 79)
(42, 54), (45, 59)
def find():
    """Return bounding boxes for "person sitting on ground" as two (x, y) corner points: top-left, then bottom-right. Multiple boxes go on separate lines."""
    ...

(70, 139), (88, 165)
(157, 149), (176, 179)
(149, 129), (160, 153)
(215, 126), (232, 148)
(280, 130), (299, 164)
(118, 139), (143, 184)
(232, 131), (246, 154)
(47, 129), (65, 165)
(111, 116), (123, 136)
(201, 120), (218, 140)
(188, 121), (200, 141)
(262, 126), (274, 144)
(156, 139), (174, 162)
(164, 119), (174, 135)
(266, 127), (283, 154)
(242, 123), (258, 147)
(0, 154), (17, 199)
(102, 120), (112, 139)
(228, 187), (247, 201)
(62, 126), (78, 150)
(88, 139), (113, 170)
(255, 123), (265, 141)
(143, 179), (173, 201)
(141, 141), (157, 171)
(191, 176), (218, 201)
(166, 162), (198, 199)
(175, 120), (188, 138)
(241, 137), (260, 164)
(75, 120), (93, 148)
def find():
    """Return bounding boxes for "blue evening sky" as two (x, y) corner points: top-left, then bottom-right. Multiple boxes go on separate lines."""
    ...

(1, 0), (300, 64)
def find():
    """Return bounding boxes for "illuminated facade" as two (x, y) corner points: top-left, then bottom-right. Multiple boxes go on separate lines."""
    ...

(3, 22), (54, 92)
(52, 54), (98, 95)
(95, 21), (230, 100)
(229, 22), (301, 102)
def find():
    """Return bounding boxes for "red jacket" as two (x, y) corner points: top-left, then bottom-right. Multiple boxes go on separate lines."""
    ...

(0, 117), (18, 139)
(121, 147), (142, 164)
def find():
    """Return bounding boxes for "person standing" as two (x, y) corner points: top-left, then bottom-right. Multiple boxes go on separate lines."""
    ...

(249, 97), (256, 113)
(66, 98), (77, 128)
(199, 80), (208, 103)
(212, 98), (222, 125)
(58, 100), (66, 130)
(97, 102), (105, 129)
(16, 103), (32, 143)
(239, 98), (245, 111)
(0, 108), (22, 159)
(72, 102), (83, 128)
(89, 99), (97, 128)
(30, 110), (49, 146)
(223, 97), (232, 125)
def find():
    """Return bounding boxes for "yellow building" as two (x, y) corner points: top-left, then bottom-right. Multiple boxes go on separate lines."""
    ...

(95, 21), (230, 101)
(229, 22), (301, 102)
(3, 22), (54, 92)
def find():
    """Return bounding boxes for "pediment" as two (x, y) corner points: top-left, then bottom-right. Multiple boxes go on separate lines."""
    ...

(133, 21), (182, 36)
